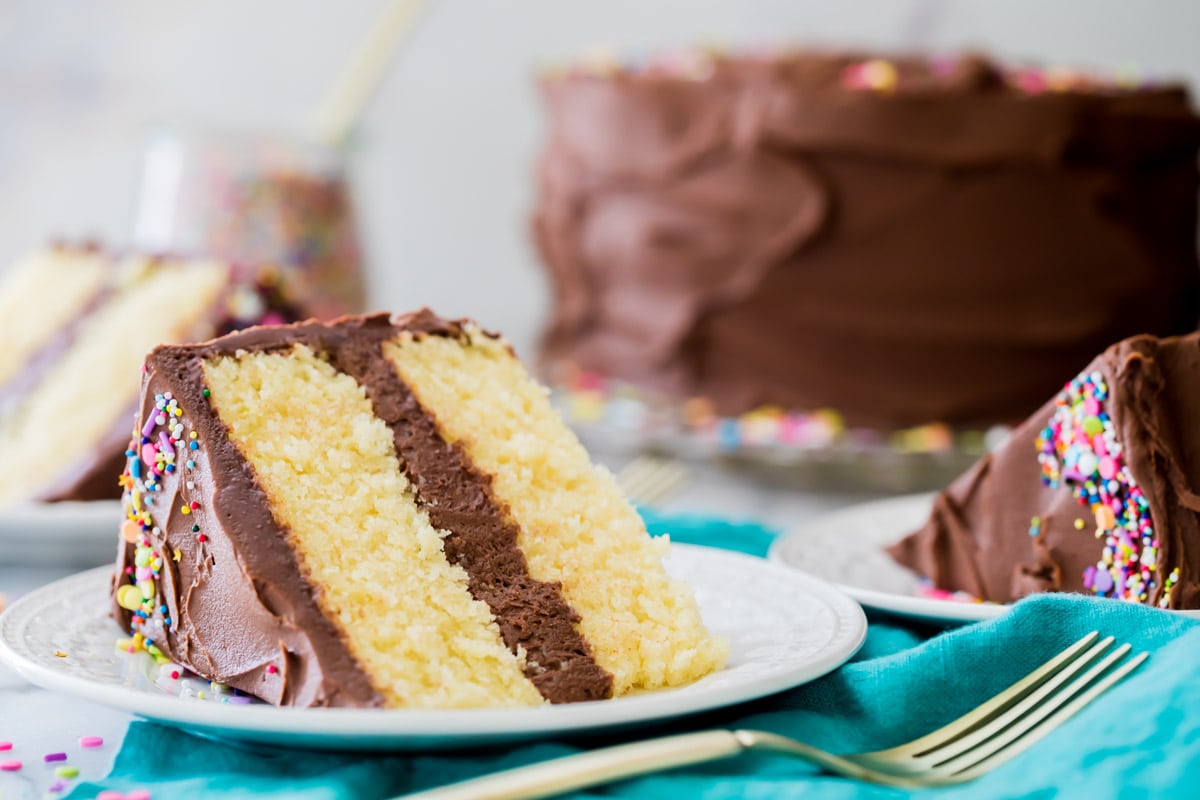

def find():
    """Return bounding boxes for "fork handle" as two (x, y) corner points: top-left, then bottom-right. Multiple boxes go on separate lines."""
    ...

(399, 729), (746, 800)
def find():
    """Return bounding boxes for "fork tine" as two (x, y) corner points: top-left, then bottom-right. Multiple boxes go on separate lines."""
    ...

(631, 464), (683, 506)
(872, 631), (1100, 759)
(615, 456), (651, 489)
(947, 650), (1148, 781)
(616, 456), (687, 507)
(909, 636), (1120, 763)
(919, 641), (1132, 771)
(616, 456), (658, 498)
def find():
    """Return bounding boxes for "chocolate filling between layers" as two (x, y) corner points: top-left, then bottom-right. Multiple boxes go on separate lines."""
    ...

(327, 329), (614, 703)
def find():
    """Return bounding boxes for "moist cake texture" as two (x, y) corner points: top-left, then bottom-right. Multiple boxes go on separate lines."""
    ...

(890, 332), (1200, 609)
(113, 310), (726, 708)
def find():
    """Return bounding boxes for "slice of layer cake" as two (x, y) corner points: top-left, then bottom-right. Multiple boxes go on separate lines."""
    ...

(0, 243), (299, 506)
(0, 246), (230, 505)
(889, 332), (1200, 609)
(112, 310), (727, 708)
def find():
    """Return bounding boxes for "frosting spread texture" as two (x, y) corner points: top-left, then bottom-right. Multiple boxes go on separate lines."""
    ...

(532, 52), (1200, 427)
(889, 332), (1200, 609)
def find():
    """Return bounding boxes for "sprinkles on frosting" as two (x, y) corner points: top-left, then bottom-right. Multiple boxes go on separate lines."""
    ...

(117, 390), (207, 659)
(554, 365), (990, 457)
(1036, 370), (1177, 608)
(841, 59), (898, 92)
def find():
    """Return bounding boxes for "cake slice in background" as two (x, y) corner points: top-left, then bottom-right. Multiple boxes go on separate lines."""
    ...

(0, 243), (111, 391)
(113, 310), (727, 708)
(0, 243), (296, 506)
(889, 332), (1200, 609)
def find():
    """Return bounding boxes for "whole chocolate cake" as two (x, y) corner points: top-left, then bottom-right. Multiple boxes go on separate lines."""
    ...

(532, 51), (1200, 429)
(889, 331), (1200, 609)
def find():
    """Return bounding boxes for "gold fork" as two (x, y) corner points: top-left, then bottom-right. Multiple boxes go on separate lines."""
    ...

(614, 454), (689, 507)
(400, 632), (1145, 799)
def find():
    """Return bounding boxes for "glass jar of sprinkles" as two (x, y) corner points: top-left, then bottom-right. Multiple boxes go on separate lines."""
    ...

(134, 127), (367, 321)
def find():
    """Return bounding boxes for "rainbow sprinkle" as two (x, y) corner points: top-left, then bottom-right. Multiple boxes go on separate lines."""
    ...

(841, 59), (898, 92)
(1036, 370), (1176, 608)
(117, 390), (206, 657)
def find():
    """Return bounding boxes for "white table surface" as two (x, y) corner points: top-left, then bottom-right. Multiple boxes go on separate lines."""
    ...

(0, 456), (896, 798)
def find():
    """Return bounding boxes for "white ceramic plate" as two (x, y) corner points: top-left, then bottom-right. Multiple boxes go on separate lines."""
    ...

(768, 493), (1200, 625)
(0, 501), (121, 567)
(0, 543), (866, 751)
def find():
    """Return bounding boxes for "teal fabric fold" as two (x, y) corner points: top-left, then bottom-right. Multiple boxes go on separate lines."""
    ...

(69, 513), (1200, 799)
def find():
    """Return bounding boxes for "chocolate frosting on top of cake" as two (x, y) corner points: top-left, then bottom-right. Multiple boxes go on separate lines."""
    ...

(533, 52), (1200, 428)
(114, 310), (613, 706)
(889, 332), (1200, 609)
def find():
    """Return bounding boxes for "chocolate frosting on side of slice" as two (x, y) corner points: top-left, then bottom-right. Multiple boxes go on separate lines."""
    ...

(889, 332), (1200, 609)
(113, 309), (612, 706)
(114, 346), (384, 707)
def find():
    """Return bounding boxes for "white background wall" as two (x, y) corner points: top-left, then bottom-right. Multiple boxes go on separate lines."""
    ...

(1, 0), (1197, 357)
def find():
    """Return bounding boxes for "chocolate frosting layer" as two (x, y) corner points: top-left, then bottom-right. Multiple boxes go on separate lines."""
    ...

(114, 310), (612, 706)
(533, 52), (1200, 428)
(889, 332), (1200, 609)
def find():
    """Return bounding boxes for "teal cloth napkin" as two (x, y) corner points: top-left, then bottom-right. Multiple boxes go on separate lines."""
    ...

(70, 512), (1200, 800)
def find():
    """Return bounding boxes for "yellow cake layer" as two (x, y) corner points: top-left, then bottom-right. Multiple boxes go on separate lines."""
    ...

(202, 346), (544, 709)
(0, 258), (228, 505)
(384, 329), (728, 695)
(0, 248), (110, 388)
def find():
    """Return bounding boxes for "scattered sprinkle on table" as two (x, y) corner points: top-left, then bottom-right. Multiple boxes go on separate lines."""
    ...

(0, 741), (10, 751)
(0, 760), (22, 771)
(43, 751), (67, 762)
(79, 735), (104, 748)
(54, 650), (68, 658)
(55, 765), (79, 779)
